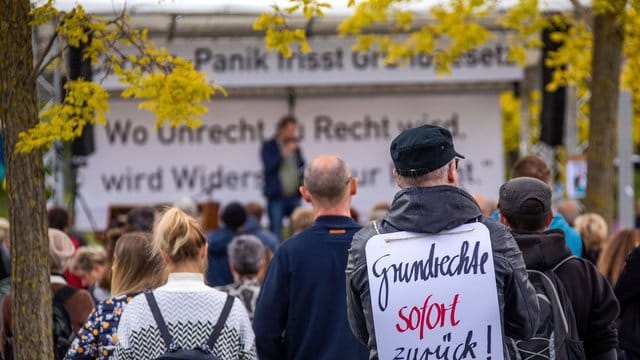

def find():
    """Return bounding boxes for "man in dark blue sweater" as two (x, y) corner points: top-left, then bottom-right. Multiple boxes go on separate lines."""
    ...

(253, 155), (369, 360)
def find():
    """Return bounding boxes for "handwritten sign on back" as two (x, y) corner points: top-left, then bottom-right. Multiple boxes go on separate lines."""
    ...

(365, 222), (504, 360)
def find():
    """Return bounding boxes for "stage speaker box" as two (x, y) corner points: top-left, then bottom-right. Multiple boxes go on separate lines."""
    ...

(540, 26), (567, 147)
(68, 42), (96, 156)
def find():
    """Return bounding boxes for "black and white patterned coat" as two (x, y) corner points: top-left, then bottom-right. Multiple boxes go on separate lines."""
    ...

(114, 273), (256, 359)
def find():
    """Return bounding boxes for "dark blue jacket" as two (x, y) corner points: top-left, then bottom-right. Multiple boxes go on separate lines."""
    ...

(260, 138), (305, 199)
(253, 215), (369, 360)
(205, 226), (235, 286)
(243, 216), (279, 253)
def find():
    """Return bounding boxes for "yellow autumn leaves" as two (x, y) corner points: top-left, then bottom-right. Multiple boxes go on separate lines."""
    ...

(18, 2), (224, 153)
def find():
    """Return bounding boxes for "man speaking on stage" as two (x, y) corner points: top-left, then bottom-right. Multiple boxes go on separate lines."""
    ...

(261, 115), (305, 240)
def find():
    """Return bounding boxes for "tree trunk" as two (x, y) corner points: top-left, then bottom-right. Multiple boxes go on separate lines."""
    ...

(0, 1), (54, 359)
(586, 7), (625, 226)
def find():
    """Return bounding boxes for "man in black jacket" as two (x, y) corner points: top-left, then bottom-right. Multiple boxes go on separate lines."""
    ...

(498, 177), (619, 360)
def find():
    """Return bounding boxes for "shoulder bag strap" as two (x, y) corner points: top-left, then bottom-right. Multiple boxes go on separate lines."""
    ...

(144, 290), (173, 349)
(552, 255), (577, 272)
(206, 295), (235, 348)
(373, 220), (381, 235)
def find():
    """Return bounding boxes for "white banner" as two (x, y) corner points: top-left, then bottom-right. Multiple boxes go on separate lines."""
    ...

(75, 93), (504, 230)
(96, 36), (523, 89)
(365, 223), (504, 360)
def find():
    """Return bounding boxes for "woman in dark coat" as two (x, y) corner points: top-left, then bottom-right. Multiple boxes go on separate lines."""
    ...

(615, 245), (640, 360)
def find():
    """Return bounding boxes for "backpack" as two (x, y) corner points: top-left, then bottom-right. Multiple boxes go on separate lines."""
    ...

(52, 286), (78, 360)
(144, 290), (234, 360)
(507, 256), (586, 360)
(5, 285), (77, 360)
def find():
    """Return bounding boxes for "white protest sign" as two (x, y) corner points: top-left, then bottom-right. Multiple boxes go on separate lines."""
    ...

(365, 223), (504, 360)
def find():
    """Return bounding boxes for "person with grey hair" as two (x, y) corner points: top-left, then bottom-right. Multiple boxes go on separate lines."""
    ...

(217, 234), (265, 319)
(253, 155), (368, 360)
(346, 125), (539, 359)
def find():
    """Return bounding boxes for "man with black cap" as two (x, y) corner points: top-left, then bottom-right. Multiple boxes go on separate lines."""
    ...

(498, 177), (619, 360)
(346, 124), (539, 359)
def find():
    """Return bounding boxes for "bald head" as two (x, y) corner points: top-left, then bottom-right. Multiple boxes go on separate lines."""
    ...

(557, 200), (582, 226)
(303, 155), (353, 207)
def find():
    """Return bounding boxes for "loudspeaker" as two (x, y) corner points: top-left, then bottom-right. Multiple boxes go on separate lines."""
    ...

(67, 41), (95, 156)
(540, 26), (567, 147)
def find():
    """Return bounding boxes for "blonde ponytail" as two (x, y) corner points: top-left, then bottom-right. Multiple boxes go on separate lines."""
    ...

(153, 207), (206, 264)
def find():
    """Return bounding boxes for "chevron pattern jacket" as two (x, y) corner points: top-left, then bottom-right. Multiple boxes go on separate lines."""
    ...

(114, 273), (256, 359)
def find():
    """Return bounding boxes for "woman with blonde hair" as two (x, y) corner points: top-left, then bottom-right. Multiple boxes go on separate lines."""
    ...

(65, 232), (166, 359)
(115, 208), (255, 359)
(574, 212), (609, 265)
(70, 246), (109, 303)
(598, 228), (640, 285)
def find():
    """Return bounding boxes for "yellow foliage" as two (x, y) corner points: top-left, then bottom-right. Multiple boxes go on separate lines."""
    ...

(338, 0), (494, 73)
(18, 3), (224, 153)
(544, 16), (592, 92)
(17, 80), (109, 153)
(622, 6), (640, 145)
(31, 0), (59, 26)
(500, 91), (520, 153)
(497, 0), (546, 66)
(528, 90), (542, 145)
(119, 58), (218, 129)
(500, 90), (542, 152)
(56, 5), (90, 48)
(253, 1), (330, 58)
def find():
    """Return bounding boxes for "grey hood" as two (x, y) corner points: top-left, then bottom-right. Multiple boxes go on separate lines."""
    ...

(383, 185), (482, 233)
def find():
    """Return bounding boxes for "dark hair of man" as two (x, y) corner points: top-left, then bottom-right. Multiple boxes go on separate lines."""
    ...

(48, 207), (69, 230)
(277, 115), (297, 131)
(510, 155), (552, 184)
(304, 157), (350, 206)
(501, 199), (550, 232)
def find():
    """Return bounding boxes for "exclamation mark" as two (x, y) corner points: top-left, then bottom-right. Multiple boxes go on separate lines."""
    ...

(486, 325), (492, 360)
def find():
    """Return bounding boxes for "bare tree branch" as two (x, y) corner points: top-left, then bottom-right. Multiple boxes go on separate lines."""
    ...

(30, 31), (59, 80)
(569, 0), (591, 25)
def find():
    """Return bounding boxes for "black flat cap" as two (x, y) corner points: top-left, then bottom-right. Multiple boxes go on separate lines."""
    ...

(499, 177), (551, 215)
(390, 125), (465, 177)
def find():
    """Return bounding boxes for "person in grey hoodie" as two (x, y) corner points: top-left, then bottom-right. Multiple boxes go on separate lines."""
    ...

(346, 125), (539, 359)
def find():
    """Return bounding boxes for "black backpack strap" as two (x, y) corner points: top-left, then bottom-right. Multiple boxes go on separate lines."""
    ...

(144, 290), (173, 349)
(206, 295), (235, 349)
(53, 286), (77, 304)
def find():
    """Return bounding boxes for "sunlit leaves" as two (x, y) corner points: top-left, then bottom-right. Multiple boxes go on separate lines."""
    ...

(30, 0), (59, 26)
(544, 16), (592, 91)
(253, 1), (330, 58)
(622, 6), (640, 144)
(17, 80), (109, 152)
(120, 57), (220, 129)
(498, 0), (546, 66)
(500, 91), (521, 153)
(339, 0), (494, 73)
(18, 3), (223, 152)
(500, 90), (541, 152)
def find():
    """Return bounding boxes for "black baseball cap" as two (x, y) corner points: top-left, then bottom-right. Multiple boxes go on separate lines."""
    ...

(390, 125), (465, 177)
(499, 177), (551, 215)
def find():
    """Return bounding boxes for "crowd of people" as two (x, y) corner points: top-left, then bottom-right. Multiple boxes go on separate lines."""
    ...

(0, 122), (638, 359)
